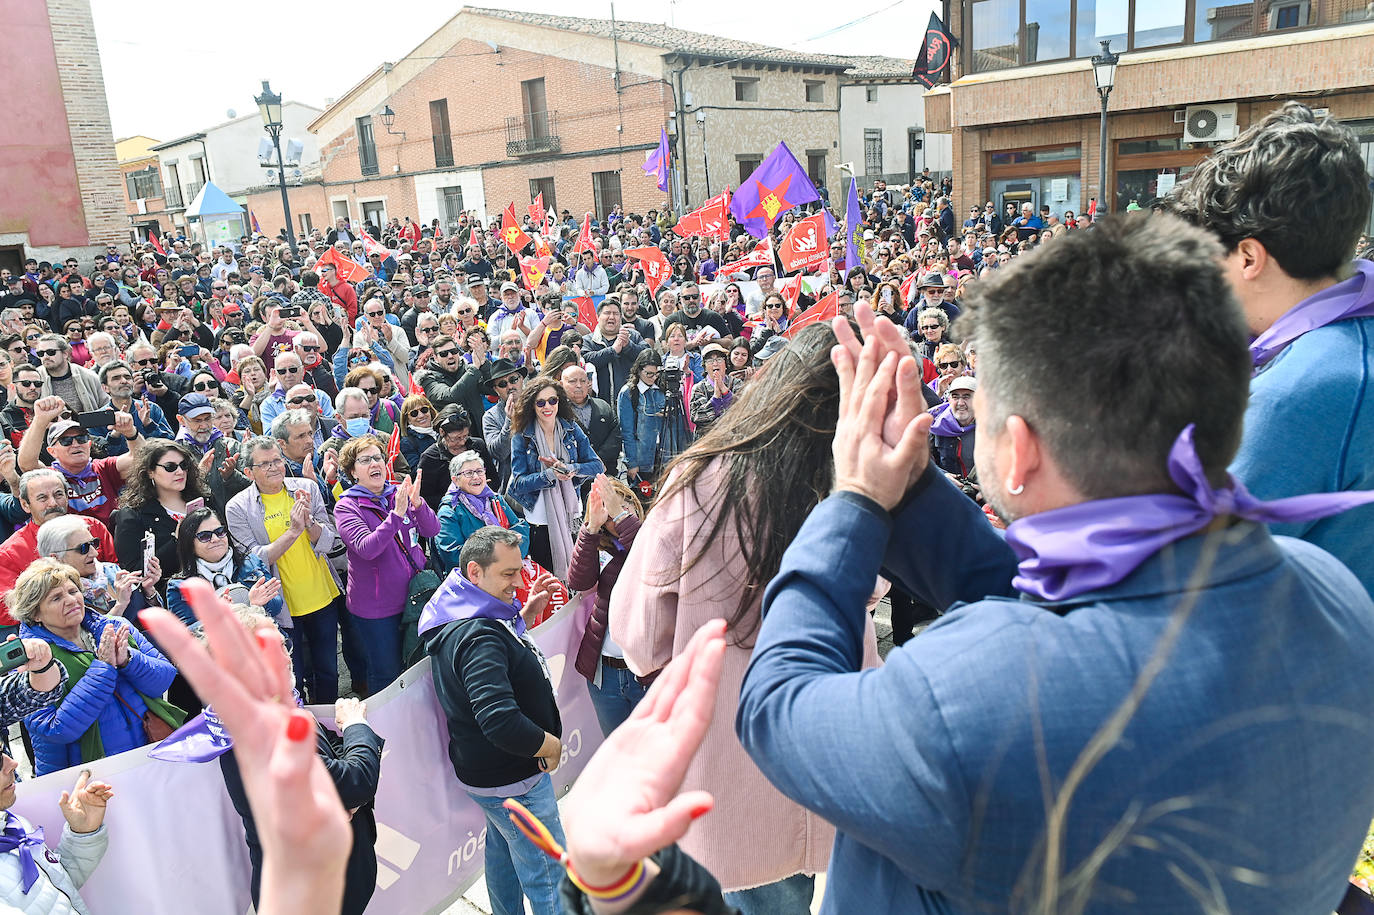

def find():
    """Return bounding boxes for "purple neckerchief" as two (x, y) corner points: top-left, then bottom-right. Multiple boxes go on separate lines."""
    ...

(176, 426), (223, 456)
(928, 401), (974, 437)
(455, 485), (502, 527)
(0, 813), (44, 894)
(417, 569), (525, 637)
(342, 481), (396, 509)
(1005, 424), (1374, 601)
(150, 690), (304, 763)
(1250, 259), (1374, 370)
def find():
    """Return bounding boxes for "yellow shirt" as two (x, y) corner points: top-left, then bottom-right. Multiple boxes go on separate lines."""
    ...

(262, 488), (339, 617)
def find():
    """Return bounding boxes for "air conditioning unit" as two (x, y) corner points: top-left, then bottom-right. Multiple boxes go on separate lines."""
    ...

(1183, 103), (1239, 144)
(283, 139), (304, 167)
(257, 137), (274, 166)
(1312, 107), (1331, 118)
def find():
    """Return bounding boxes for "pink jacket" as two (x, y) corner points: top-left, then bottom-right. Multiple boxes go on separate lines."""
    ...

(611, 460), (879, 891)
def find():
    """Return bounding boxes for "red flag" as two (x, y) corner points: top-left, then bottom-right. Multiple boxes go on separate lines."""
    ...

(1088, 198), (1098, 216)
(778, 213), (830, 274)
(501, 204), (532, 254)
(469, 227), (481, 248)
(518, 255), (551, 290)
(385, 422), (402, 481)
(623, 246), (672, 298)
(528, 193), (545, 233)
(146, 228), (165, 256)
(899, 271), (918, 306)
(776, 274), (804, 314)
(315, 246), (371, 284)
(568, 293), (599, 330)
(716, 237), (773, 277)
(532, 234), (553, 259)
(358, 229), (388, 259)
(673, 188), (731, 242)
(408, 374), (423, 395)
(784, 289), (839, 339)
(571, 214), (595, 255)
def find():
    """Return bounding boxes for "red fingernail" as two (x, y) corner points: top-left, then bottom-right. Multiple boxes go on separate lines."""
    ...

(286, 714), (311, 742)
(689, 802), (712, 820)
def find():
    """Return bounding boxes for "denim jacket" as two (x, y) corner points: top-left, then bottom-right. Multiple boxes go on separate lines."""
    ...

(617, 385), (666, 473)
(508, 418), (604, 510)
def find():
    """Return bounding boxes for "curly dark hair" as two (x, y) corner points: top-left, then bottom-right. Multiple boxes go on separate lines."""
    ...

(510, 378), (574, 433)
(1167, 101), (1370, 279)
(119, 439), (208, 512)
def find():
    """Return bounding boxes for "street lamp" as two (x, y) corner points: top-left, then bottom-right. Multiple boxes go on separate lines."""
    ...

(696, 110), (709, 198)
(1091, 40), (1119, 216)
(255, 80), (295, 248)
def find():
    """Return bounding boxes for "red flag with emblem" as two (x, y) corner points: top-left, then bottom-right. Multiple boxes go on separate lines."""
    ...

(568, 293), (599, 330)
(783, 289), (839, 339)
(622, 246), (672, 298)
(528, 193), (545, 233)
(673, 188), (731, 242)
(716, 237), (773, 277)
(358, 229), (388, 259)
(778, 213), (831, 274)
(501, 204), (532, 254)
(315, 246), (371, 284)
(518, 255), (551, 291)
(532, 234), (553, 259)
(571, 214), (595, 255)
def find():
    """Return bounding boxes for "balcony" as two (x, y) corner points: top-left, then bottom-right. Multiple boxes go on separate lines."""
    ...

(505, 110), (561, 156)
(164, 186), (184, 210)
(185, 181), (204, 202)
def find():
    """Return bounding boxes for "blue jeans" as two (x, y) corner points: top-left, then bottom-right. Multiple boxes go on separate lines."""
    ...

(586, 663), (649, 736)
(350, 613), (402, 694)
(285, 602), (339, 704)
(335, 601), (369, 690)
(724, 872), (815, 915)
(466, 775), (565, 915)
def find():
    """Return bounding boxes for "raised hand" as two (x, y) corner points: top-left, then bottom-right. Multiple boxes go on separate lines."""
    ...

(560, 618), (727, 887)
(139, 583), (350, 915)
(409, 468), (425, 509)
(199, 449), (216, 476)
(392, 477), (413, 517)
(33, 397), (65, 422)
(219, 452), (239, 481)
(59, 770), (113, 835)
(585, 479), (608, 532)
(522, 571), (562, 624)
(248, 577), (282, 608)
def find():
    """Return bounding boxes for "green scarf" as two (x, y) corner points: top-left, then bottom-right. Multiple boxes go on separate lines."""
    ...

(47, 636), (187, 764)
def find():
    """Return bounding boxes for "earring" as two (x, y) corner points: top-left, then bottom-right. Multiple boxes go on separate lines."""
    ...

(1006, 480), (1024, 496)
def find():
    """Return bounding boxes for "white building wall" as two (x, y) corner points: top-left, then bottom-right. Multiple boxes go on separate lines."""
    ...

(413, 170), (488, 229)
(839, 82), (953, 184)
(157, 102), (323, 205)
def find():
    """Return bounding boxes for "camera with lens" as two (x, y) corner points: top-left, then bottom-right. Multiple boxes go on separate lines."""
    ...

(143, 369), (162, 387)
(660, 366), (683, 392)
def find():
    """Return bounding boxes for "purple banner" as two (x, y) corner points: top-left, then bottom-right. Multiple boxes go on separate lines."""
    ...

(10, 596), (606, 914)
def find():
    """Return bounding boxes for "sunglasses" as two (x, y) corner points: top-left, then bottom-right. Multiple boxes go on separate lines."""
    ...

(937, 361), (964, 371)
(60, 538), (101, 556)
(276, 366), (301, 374)
(364, 310), (385, 318)
(299, 345), (320, 353)
(155, 460), (186, 472)
(535, 396), (559, 408)
(194, 526), (227, 544)
(24, 334), (40, 341)
(132, 357), (158, 366)
(193, 381), (221, 392)
(408, 406), (431, 417)
(358, 386), (378, 395)
(492, 378), (514, 390)
(919, 324), (942, 331)
(15, 379), (41, 388)
(56, 433), (90, 447)
(287, 395), (315, 405)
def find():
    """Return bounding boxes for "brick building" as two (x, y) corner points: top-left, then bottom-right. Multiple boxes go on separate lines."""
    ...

(0, 0), (125, 272)
(308, 7), (923, 233)
(926, 1), (1374, 227)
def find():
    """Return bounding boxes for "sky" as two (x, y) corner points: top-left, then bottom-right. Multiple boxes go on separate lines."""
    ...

(91, 0), (938, 141)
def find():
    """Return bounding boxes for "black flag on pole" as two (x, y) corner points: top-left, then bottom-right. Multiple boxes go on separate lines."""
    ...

(913, 13), (956, 88)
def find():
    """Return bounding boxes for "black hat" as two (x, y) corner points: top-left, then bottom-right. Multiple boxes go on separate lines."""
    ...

(480, 357), (525, 394)
(435, 404), (472, 433)
(918, 272), (947, 289)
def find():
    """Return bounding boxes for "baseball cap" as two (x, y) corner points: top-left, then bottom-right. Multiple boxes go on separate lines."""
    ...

(410, 285), (431, 296)
(700, 342), (727, 360)
(947, 376), (978, 395)
(177, 393), (215, 417)
(500, 281), (519, 293)
(46, 420), (83, 447)
(467, 275), (489, 286)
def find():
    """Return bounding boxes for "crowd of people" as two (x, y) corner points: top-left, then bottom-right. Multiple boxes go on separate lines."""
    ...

(0, 99), (1371, 914)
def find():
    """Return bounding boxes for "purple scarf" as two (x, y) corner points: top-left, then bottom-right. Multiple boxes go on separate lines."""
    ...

(455, 485), (503, 527)
(150, 690), (304, 764)
(1250, 258), (1374, 369)
(1005, 424), (1374, 601)
(418, 570), (527, 637)
(0, 813), (44, 894)
(928, 401), (974, 437)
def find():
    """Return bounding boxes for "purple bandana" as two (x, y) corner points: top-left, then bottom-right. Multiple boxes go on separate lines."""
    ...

(928, 401), (974, 437)
(1250, 259), (1374, 370)
(1005, 424), (1374, 601)
(0, 813), (44, 893)
(455, 485), (502, 528)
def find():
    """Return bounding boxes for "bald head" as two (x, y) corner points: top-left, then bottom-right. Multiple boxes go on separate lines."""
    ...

(560, 364), (592, 406)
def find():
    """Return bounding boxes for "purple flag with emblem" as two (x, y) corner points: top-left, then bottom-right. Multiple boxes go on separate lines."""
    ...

(844, 177), (861, 271)
(729, 141), (821, 239)
(642, 127), (670, 192)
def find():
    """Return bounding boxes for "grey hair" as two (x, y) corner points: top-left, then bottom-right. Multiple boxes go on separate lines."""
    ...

(335, 386), (368, 415)
(918, 306), (948, 329)
(87, 331), (116, 351)
(35, 515), (90, 559)
(271, 409), (313, 441)
(18, 468), (63, 504)
(459, 526), (524, 574)
(449, 450), (484, 478)
(239, 435), (280, 466)
(37, 333), (69, 354)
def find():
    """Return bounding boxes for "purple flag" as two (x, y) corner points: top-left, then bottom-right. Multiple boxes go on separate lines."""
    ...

(148, 708), (234, 763)
(642, 127), (670, 193)
(729, 141), (821, 239)
(844, 177), (861, 271)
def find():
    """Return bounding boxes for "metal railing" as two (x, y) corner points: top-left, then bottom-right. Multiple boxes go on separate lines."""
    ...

(164, 186), (184, 209)
(505, 110), (561, 156)
(184, 181), (204, 202)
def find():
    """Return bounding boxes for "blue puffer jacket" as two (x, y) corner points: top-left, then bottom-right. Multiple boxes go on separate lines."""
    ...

(508, 418), (604, 511)
(435, 487), (530, 571)
(22, 610), (178, 775)
(166, 552), (287, 626)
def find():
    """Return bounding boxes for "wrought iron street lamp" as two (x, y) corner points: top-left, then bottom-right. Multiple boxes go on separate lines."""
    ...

(255, 80), (295, 248)
(1091, 40), (1120, 215)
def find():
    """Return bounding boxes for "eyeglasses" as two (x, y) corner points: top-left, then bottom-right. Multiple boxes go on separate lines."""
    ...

(60, 539), (101, 556)
(358, 385), (377, 395)
(132, 357), (158, 366)
(250, 458), (285, 471)
(192, 381), (218, 392)
(276, 366), (301, 375)
(287, 395), (315, 405)
(456, 468), (485, 478)
(15, 379), (41, 388)
(937, 361), (964, 371)
(355, 453), (385, 466)
(212, 286), (227, 291)
(194, 527), (227, 544)
(299, 345), (320, 353)
(433, 348), (457, 359)
(535, 396), (559, 408)
(919, 324), (942, 331)
(56, 434), (90, 447)
(155, 459), (186, 473)
(455, 309), (475, 316)
(408, 406), (432, 417)
(492, 378), (513, 390)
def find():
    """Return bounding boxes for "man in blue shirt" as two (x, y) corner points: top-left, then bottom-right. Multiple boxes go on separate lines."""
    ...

(737, 215), (1374, 913)
(1170, 102), (1374, 598)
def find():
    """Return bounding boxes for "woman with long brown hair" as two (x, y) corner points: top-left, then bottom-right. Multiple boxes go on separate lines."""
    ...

(610, 322), (880, 913)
